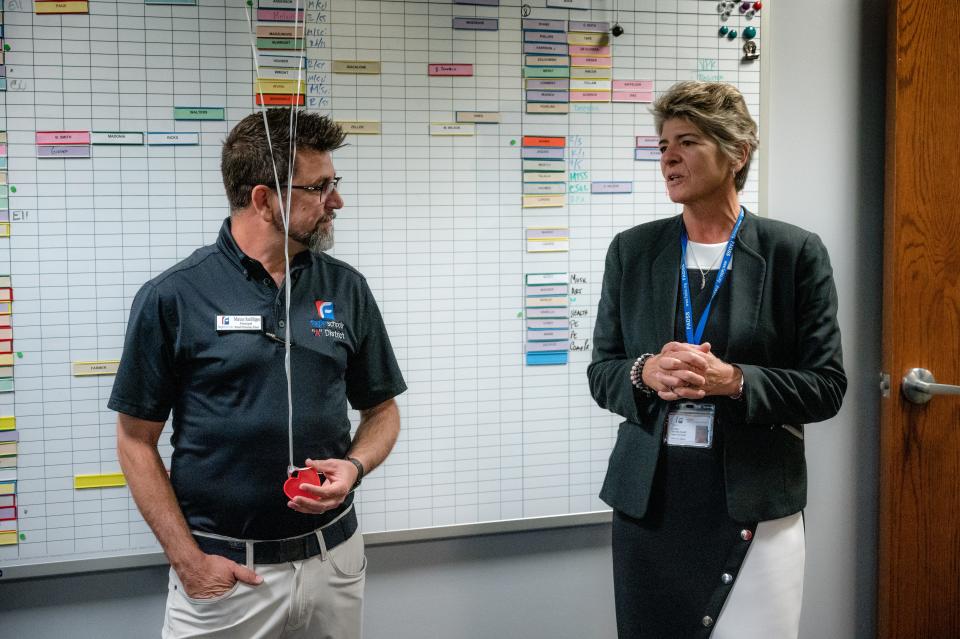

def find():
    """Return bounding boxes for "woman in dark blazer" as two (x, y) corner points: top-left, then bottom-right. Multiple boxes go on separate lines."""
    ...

(587, 81), (846, 638)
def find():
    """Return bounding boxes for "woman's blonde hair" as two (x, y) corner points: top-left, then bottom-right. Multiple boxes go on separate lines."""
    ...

(652, 81), (759, 192)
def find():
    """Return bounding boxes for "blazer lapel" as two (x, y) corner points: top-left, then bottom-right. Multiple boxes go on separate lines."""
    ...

(728, 213), (766, 355)
(649, 217), (683, 348)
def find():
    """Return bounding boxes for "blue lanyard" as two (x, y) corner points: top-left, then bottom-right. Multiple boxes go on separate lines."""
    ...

(680, 208), (745, 345)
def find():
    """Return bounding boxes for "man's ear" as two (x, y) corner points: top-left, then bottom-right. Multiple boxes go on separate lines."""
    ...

(249, 184), (277, 222)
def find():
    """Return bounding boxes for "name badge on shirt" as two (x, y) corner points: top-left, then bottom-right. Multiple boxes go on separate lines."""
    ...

(216, 315), (263, 331)
(665, 402), (716, 448)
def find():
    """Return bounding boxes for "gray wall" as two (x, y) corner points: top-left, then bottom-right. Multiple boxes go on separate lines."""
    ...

(768, 1), (885, 638)
(0, 2), (886, 637)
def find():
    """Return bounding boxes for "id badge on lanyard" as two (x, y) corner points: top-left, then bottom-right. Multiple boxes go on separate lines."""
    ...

(665, 402), (716, 448)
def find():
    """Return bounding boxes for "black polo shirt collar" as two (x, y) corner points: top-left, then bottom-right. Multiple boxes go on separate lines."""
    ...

(216, 217), (313, 284)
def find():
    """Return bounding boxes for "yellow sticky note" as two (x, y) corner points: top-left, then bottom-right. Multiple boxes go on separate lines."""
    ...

(0, 530), (18, 545)
(335, 121), (381, 135)
(74, 472), (127, 489)
(35, 1), (89, 14)
(522, 194), (567, 208)
(255, 79), (306, 95)
(0, 416), (14, 431)
(72, 360), (120, 376)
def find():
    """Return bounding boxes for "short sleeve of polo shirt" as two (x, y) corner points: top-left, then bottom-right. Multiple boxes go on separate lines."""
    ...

(107, 283), (178, 422)
(344, 278), (406, 410)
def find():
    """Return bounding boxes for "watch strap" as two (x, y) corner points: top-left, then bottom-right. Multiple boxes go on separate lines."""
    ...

(346, 456), (364, 491)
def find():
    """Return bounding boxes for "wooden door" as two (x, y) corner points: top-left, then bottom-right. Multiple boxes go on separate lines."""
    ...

(879, 1), (960, 637)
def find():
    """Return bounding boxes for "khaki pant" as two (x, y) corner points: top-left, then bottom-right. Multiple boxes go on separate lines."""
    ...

(162, 530), (366, 639)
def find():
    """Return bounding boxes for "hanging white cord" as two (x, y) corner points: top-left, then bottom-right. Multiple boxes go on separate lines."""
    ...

(243, 3), (305, 475)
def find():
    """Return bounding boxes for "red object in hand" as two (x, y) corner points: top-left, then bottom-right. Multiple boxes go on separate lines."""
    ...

(283, 467), (324, 500)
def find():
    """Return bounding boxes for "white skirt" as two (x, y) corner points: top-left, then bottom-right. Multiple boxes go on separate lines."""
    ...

(712, 511), (805, 639)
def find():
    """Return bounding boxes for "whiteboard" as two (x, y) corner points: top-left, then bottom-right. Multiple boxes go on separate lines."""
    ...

(0, 0), (766, 578)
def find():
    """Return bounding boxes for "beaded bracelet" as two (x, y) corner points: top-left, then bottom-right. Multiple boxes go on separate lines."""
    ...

(629, 353), (656, 397)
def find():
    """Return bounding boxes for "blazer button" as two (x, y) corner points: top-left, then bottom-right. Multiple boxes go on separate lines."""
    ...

(702, 615), (714, 627)
(721, 572), (734, 584)
(740, 528), (753, 541)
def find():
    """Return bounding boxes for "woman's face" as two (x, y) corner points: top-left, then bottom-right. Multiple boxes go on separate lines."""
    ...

(659, 118), (736, 207)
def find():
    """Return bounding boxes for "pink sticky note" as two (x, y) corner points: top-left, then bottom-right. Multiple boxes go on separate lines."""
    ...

(0, 145), (6, 156)
(612, 80), (654, 92)
(570, 91), (611, 102)
(428, 64), (473, 76)
(636, 135), (660, 147)
(571, 56), (611, 68)
(257, 8), (304, 22)
(613, 91), (654, 103)
(35, 130), (91, 145)
(569, 45), (611, 56)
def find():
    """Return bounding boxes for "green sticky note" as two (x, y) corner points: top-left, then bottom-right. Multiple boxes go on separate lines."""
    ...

(524, 66), (570, 78)
(256, 38), (304, 51)
(173, 107), (225, 121)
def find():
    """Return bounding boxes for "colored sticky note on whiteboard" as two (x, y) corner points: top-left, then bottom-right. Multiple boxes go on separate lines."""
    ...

(523, 43), (568, 55)
(613, 80), (654, 92)
(455, 112), (500, 124)
(332, 60), (381, 74)
(592, 181), (633, 194)
(523, 136), (565, 147)
(72, 360), (120, 376)
(636, 148), (663, 161)
(453, 17), (499, 31)
(613, 91), (653, 103)
(74, 473), (126, 489)
(336, 121), (381, 135)
(428, 64), (473, 76)
(36, 131), (90, 145)
(570, 91), (610, 102)
(257, 8), (304, 22)
(526, 103), (571, 114)
(430, 123), (475, 136)
(547, 0), (590, 9)
(522, 18), (566, 31)
(568, 21), (610, 33)
(35, 1), (89, 14)
(256, 94), (304, 106)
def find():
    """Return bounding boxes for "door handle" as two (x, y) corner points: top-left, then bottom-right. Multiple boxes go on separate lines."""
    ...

(901, 368), (960, 404)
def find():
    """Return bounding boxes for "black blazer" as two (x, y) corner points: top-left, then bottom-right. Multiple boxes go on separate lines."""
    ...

(587, 212), (846, 522)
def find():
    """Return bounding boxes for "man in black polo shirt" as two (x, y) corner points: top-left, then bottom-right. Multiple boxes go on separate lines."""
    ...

(110, 109), (406, 638)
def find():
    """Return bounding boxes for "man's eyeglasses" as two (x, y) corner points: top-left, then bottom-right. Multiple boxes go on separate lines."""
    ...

(277, 176), (341, 197)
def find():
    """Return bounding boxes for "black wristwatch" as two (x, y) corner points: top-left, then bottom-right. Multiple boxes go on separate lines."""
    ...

(346, 456), (364, 492)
